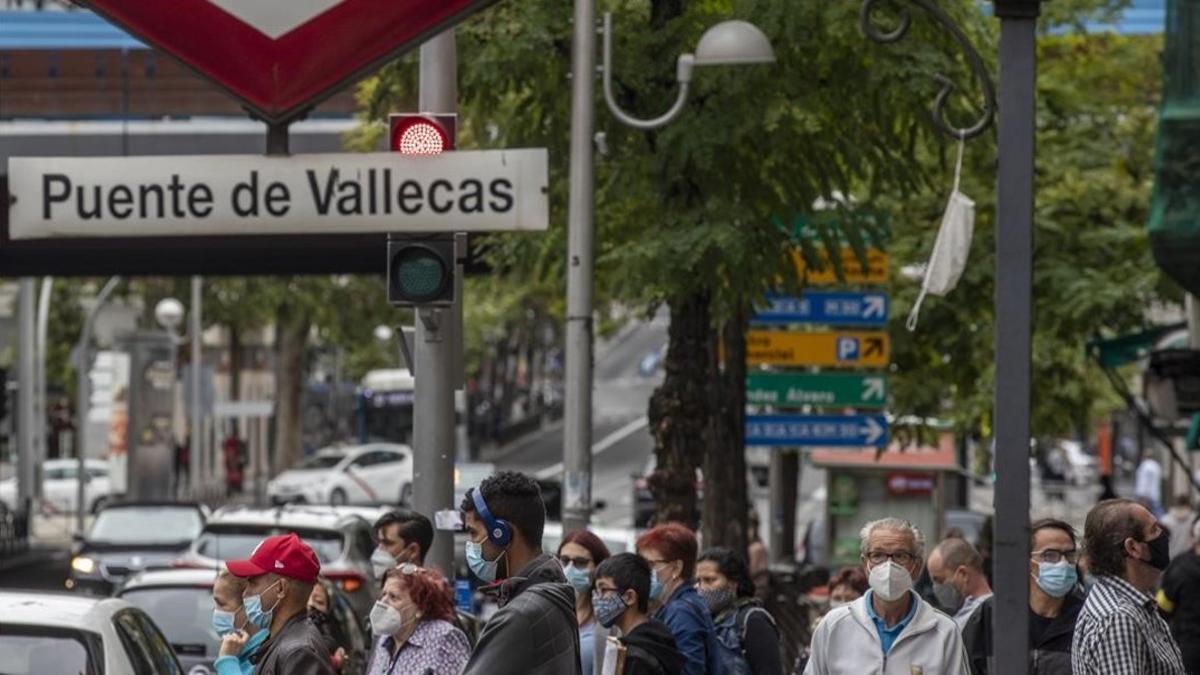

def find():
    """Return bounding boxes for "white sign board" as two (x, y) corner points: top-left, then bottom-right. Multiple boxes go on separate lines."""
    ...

(7, 149), (548, 239)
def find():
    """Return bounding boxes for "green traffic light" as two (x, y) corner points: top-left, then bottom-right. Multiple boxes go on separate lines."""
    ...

(392, 247), (449, 303)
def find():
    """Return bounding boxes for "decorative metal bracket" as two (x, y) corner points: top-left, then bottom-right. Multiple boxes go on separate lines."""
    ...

(860, 0), (996, 139)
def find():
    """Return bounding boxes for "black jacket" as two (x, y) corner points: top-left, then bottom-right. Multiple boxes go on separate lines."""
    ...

(461, 553), (582, 675)
(622, 619), (687, 675)
(251, 612), (336, 675)
(961, 591), (1084, 675)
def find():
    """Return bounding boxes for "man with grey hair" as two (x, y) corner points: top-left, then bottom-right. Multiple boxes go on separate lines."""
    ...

(805, 518), (967, 674)
(927, 536), (993, 628)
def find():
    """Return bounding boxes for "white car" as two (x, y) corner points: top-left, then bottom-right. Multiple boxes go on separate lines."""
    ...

(0, 459), (113, 514)
(0, 590), (184, 674)
(267, 443), (413, 506)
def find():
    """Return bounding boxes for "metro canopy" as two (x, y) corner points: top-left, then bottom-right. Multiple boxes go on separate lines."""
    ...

(6, 149), (548, 239)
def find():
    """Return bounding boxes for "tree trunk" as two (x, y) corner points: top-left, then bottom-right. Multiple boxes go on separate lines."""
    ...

(648, 292), (710, 529)
(274, 311), (310, 472)
(702, 302), (749, 553)
(228, 324), (242, 436)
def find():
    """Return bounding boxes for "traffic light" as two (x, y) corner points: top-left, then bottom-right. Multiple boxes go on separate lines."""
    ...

(389, 113), (456, 155)
(387, 234), (455, 306)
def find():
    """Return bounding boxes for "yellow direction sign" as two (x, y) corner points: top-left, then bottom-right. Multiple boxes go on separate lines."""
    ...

(746, 330), (889, 367)
(792, 247), (889, 285)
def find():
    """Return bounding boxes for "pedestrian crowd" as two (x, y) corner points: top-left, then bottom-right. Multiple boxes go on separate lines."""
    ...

(201, 467), (1200, 675)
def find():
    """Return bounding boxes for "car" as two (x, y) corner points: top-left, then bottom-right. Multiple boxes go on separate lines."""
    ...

(177, 504), (379, 616)
(68, 500), (208, 595)
(0, 458), (113, 514)
(0, 590), (185, 674)
(268, 443), (414, 506)
(116, 567), (371, 675)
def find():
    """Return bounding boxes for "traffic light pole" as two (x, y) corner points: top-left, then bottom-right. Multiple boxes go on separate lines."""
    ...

(75, 276), (121, 534)
(415, 28), (459, 576)
(562, 0), (597, 534)
(16, 279), (36, 518)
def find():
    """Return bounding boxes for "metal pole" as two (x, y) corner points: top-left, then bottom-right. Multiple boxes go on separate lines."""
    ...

(266, 121), (289, 156)
(1187, 294), (1200, 350)
(17, 279), (36, 517)
(992, 1), (1039, 670)
(415, 29), (458, 575)
(767, 450), (798, 565)
(76, 277), (121, 533)
(191, 276), (203, 497)
(562, 0), (597, 533)
(34, 277), (52, 499)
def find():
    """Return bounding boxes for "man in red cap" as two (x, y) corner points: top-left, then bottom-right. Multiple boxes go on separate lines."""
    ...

(226, 533), (335, 675)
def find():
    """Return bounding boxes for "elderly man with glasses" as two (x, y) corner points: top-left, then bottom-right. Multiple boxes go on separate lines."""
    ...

(960, 518), (1084, 675)
(804, 517), (967, 675)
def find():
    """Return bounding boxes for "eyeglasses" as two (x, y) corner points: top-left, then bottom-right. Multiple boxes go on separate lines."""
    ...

(864, 551), (916, 566)
(1031, 549), (1078, 564)
(559, 555), (593, 568)
(644, 558), (672, 568)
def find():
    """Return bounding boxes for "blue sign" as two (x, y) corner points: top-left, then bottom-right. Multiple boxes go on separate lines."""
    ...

(753, 292), (889, 327)
(745, 414), (889, 447)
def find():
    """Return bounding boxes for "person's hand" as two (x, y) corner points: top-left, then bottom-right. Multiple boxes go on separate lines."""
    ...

(332, 647), (347, 668)
(219, 630), (250, 658)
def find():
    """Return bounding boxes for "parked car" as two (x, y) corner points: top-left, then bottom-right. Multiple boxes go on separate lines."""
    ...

(68, 500), (207, 595)
(0, 458), (112, 514)
(177, 504), (379, 616)
(0, 590), (184, 674)
(117, 568), (370, 675)
(267, 443), (414, 506)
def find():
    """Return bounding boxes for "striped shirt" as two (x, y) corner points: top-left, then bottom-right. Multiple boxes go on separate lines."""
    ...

(1071, 575), (1185, 675)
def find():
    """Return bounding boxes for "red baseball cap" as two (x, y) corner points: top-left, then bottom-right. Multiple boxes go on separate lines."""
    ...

(226, 533), (320, 584)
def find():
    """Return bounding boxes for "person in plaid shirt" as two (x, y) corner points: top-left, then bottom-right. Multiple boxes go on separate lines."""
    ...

(1072, 499), (1185, 675)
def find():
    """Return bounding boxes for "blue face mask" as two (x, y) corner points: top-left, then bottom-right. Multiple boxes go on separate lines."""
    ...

(649, 574), (664, 601)
(212, 609), (239, 637)
(564, 565), (592, 594)
(243, 579), (283, 630)
(466, 539), (503, 583)
(593, 593), (629, 628)
(1034, 561), (1077, 598)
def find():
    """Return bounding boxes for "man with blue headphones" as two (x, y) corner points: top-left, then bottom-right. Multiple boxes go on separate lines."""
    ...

(460, 471), (583, 675)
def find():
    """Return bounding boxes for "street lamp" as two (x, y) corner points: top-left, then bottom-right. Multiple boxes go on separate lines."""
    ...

(600, 12), (776, 130)
(154, 289), (203, 500)
(562, 6), (776, 533)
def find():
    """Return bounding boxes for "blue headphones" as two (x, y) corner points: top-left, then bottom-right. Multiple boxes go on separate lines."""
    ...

(472, 489), (513, 547)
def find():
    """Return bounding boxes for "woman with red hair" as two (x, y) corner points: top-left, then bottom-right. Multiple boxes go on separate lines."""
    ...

(636, 523), (718, 675)
(366, 563), (469, 675)
(558, 529), (612, 675)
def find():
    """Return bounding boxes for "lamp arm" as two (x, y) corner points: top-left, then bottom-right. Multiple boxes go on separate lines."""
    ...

(601, 12), (694, 131)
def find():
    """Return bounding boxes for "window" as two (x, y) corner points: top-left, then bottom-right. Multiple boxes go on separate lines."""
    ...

(130, 610), (185, 675)
(44, 468), (67, 480)
(351, 451), (383, 468)
(379, 449), (407, 464)
(89, 507), (204, 545)
(113, 610), (161, 675)
(87, 467), (108, 479)
(119, 587), (219, 661)
(297, 454), (345, 470)
(196, 526), (345, 563)
(0, 625), (102, 675)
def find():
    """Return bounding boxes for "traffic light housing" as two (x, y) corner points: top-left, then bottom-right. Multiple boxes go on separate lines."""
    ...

(389, 113), (456, 155)
(387, 234), (455, 307)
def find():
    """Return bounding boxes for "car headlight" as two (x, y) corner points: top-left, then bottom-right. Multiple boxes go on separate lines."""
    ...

(71, 556), (98, 574)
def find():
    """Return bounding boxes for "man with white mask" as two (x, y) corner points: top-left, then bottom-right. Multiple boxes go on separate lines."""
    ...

(804, 518), (967, 675)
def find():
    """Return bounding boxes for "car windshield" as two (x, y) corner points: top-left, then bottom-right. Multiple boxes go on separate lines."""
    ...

(195, 526), (344, 563)
(120, 586), (218, 660)
(296, 454), (344, 470)
(0, 627), (100, 675)
(89, 507), (204, 545)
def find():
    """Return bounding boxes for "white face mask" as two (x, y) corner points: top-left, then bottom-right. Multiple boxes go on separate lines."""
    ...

(869, 560), (913, 602)
(907, 135), (975, 331)
(369, 601), (406, 637)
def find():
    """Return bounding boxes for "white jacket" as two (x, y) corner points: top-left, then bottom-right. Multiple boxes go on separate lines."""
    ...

(804, 592), (968, 675)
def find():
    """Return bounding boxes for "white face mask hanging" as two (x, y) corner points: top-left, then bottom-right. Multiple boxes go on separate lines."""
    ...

(906, 133), (975, 331)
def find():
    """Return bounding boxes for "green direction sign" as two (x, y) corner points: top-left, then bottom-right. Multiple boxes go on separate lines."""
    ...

(746, 372), (888, 409)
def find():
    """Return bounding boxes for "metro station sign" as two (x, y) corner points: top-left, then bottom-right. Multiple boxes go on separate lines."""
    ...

(81, 0), (495, 123)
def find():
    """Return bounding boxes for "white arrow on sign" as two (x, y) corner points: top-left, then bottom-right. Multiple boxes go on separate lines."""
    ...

(862, 376), (886, 402)
(861, 417), (885, 444)
(863, 294), (887, 319)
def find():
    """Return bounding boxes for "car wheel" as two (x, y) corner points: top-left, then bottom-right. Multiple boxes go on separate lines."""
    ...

(329, 488), (348, 506)
(400, 483), (413, 506)
(89, 497), (107, 515)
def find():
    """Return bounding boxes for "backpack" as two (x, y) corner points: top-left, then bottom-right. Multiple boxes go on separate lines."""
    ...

(713, 602), (777, 675)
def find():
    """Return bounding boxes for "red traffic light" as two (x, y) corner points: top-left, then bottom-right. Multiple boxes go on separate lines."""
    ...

(389, 114), (456, 155)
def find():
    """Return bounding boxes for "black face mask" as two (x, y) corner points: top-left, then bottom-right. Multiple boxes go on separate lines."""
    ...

(1140, 528), (1171, 571)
